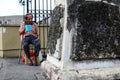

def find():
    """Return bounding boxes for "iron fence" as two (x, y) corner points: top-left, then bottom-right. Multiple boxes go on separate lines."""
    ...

(19, 0), (54, 56)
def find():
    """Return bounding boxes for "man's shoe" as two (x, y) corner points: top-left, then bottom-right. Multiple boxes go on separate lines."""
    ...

(28, 59), (33, 66)
(34, 62), (38, 66)
(28, 62), (33, 66)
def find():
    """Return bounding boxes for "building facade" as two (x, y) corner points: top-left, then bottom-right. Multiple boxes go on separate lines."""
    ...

(0, 15), (23, 25)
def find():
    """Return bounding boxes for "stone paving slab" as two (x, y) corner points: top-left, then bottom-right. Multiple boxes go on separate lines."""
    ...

(0, 58), (44, 80)
(0, 58), (6, 80)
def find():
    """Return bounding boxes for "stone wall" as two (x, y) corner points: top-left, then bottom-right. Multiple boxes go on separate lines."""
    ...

(0, 25), (46, 58)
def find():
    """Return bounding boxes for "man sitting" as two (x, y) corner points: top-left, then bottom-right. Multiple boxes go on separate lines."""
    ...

(19, 13), (40, 66)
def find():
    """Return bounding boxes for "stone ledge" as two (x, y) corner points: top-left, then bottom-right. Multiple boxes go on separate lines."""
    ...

(41, 60), (120, 80)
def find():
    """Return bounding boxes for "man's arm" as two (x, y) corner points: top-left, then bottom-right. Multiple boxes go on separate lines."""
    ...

(35, 23), (40, 40)
(19, 23), (25, 35)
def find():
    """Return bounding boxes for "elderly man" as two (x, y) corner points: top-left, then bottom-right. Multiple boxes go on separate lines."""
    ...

(19, 13), (40, 66)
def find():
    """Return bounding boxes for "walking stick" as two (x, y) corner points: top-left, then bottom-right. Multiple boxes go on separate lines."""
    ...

(18, 35), (23, 64)
(18, 42), (22, 64)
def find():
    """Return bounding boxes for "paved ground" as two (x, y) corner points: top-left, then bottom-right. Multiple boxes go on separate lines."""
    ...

(0, 58), (45, 80)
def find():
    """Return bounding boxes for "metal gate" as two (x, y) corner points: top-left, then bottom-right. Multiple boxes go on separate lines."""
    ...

(18, 0), (54, 56)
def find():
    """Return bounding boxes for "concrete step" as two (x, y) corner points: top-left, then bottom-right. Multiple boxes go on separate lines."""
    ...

(41, 60), (120, 80)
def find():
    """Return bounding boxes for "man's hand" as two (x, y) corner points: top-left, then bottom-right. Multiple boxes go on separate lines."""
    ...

(36, 37), (40, 40)
(19, 30), (25, 35)
(36, 34), (40, 40)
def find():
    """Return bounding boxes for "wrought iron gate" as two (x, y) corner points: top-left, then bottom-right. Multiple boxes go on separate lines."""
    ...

(25, 0), (53, 23)
(19, 0), (54, 56)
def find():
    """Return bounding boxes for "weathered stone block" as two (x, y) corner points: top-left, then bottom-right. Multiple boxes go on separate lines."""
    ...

(47, 4), (64, 56)
(68, 1), (120, 60)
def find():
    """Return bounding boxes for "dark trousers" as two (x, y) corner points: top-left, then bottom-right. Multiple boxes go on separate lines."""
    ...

(22, 35), (40, 59)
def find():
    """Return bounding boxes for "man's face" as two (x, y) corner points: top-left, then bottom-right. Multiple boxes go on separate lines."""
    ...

(26, 14), (33, 24)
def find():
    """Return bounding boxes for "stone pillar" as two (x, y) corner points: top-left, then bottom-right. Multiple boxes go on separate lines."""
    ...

(41, 0), (120, 80)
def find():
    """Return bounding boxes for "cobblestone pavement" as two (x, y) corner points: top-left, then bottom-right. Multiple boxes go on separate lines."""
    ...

(0, 58), (45, 80)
